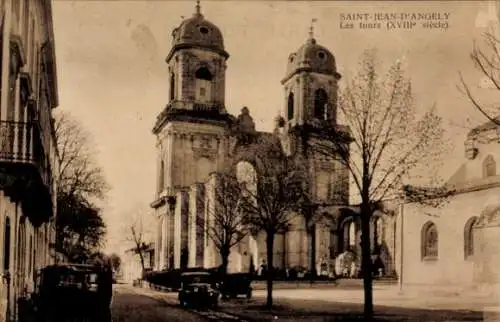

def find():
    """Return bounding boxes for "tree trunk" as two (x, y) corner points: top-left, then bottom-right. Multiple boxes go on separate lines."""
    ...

(265, 232), (275, 309)
(220, 247), (230, 276)
(360, 203), (374, 319)
(139, 252), (146, 278)
(308, 225), (317, 284)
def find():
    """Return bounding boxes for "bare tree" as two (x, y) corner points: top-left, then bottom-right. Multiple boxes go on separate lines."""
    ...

(123, 205), (154, 277)
(203, 171), (249, 275)
(313, 49), (449, 319)
(459, 19), (500, 125)
(54, 111), (109, 262)
(54, 111), (108, 200)
(238, 155), (304, 309)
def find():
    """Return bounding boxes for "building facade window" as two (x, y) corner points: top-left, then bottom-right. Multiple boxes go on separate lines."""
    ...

(314, 88), (328, 120)
(170, 73), (176, 101)
(421, 221), (438, 260)
(287, 92), (294, 120)
(195, 67), (212, 103)
(17, 217), (26, 281)
(3, 217), (11, 272)
(464, 216), (477, 260)
(483, 155), (496, 177)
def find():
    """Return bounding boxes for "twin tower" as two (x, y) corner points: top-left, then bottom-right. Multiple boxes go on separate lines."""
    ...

(151, 3), (346, 271)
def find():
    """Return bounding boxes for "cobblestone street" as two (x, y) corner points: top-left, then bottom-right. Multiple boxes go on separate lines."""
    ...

(112, 284), (247, 322)
(110, 284), (206, 322)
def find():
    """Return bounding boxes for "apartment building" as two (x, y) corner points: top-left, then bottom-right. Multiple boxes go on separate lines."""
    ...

(0, 0), (59, 320)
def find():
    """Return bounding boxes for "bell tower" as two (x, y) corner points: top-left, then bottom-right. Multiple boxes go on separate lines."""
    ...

(151, 2), (232, 271)
(165, 0), (228, 112)
(277, 21), (349, 205)
(280, 20), (341, 130)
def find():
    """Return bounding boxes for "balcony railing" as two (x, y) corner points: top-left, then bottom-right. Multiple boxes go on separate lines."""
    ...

(0, 120), (52, 189)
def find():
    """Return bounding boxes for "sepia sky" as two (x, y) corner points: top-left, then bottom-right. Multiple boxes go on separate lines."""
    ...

(51, 0), (496, 254)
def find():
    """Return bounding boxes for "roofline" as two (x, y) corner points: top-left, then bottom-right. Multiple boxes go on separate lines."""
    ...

(43, 0), (59, 108)
(281, 68), (341, 84)
(166, 43), (229, 63)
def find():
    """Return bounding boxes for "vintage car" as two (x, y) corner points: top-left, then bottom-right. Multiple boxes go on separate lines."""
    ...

(32, 263), (112, 321)
(178, 271), (219, 309)
(218, 273), (253, 299)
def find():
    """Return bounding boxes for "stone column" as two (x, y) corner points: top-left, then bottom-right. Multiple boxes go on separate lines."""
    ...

(168, 202), (175, 269)
(173, 192), (183, 269)
(188, 186), (197, 268)
(161, 212), (168, 270)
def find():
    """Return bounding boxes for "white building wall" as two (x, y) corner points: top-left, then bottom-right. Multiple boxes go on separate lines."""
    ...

(398, 186), (500, 288)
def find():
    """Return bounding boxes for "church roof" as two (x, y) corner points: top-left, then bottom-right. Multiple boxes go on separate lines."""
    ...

(467, 116), (500, 137)
(167, 4), (227, 61)
(475, 204), (500, 228)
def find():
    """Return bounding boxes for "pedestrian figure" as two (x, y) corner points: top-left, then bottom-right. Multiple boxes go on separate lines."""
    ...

(350, 261), (357, 278)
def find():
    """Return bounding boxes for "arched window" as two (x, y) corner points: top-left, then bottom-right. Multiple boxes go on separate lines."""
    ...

(483, 155), (496, 178)
(195, 67), (213, 103)
(347, 220), (356, 248)
(464, 216), (477, 259)
(287, 92), (294, 121)
(314, 88), (328, 120)
(170, 73), (176, 101)
(4, 217), (11, 271)
(421, 221), (438, 260)
(329, 229), (336, 259)
(195, 67), (212, 81)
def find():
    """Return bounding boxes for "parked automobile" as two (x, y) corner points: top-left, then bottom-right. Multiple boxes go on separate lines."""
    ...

(178, 271), (219, 309)
(218, 273), (253, 299)
(31, 263), (112, 321)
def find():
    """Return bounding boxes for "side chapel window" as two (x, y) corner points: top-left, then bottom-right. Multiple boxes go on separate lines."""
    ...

(464, 216), (477, 259)
(421, 221), (438, 260)
(483, 155), (496, 178)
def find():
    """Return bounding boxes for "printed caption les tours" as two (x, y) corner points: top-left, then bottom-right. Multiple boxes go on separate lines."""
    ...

(339, 12), (450, 31)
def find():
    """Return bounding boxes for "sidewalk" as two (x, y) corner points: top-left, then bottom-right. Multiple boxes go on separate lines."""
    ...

(252, 287), (500, 309)
(218, 295), (498, 322)
(217, 286), (500, 321)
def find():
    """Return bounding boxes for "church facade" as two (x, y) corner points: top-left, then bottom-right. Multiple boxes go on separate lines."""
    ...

(150, 4), (398, 276)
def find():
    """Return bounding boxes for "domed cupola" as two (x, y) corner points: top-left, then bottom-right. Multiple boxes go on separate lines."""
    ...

(167, 1), (228, 62)
(282, 32), (340, 84)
